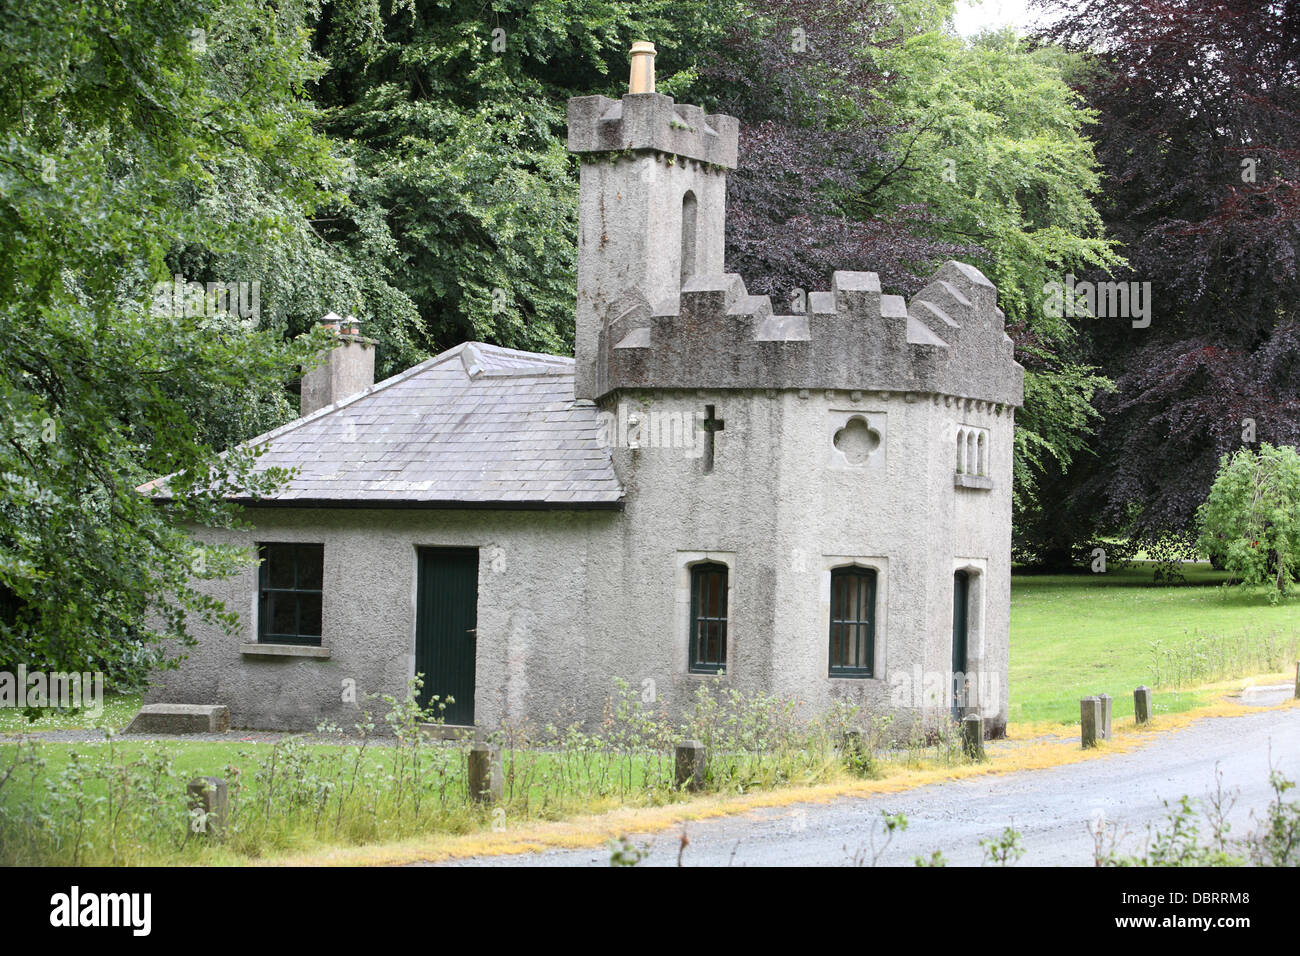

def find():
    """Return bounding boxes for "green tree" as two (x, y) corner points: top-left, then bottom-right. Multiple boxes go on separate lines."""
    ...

(0, 0), (345, 684)
(1196, 443), (1300, 602)
(311, 0), (730, 357)
(867, 22), (1124, 529)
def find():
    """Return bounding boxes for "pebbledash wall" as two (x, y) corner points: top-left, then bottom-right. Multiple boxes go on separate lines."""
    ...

(161, 383), (1011, 734)
(147, 49), (1021, 736)
(598, 386), (1014, 737)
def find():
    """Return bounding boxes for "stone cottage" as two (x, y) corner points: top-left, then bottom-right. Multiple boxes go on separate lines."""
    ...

(142, 43), (1023, 736)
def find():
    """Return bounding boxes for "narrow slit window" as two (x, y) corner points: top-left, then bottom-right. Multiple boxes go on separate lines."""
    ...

(680, 191), (698, 287)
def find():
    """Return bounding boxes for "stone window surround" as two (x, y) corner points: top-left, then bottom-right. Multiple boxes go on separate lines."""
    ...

(675, 551), (736, 678)
(828, 408), (886, 471)
(954, 423), (993, 490)
(820, 554), (888, 683)
(241, 539), (333, 660)
(955, 424), (989, 476)
(241, 643), (331, 659)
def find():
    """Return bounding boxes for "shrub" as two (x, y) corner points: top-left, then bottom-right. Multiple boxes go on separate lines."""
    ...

(1196, 443), (1300, 602)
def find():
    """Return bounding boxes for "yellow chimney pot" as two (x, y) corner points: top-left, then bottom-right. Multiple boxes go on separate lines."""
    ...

(629, 41), (656, 94)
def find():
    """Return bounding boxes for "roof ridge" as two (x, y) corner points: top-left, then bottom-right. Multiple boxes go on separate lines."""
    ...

(465, 341), (574, 363)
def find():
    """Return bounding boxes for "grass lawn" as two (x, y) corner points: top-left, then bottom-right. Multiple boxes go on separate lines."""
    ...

(1010, 562), (1300, 724)
(0, 692), (142, 734)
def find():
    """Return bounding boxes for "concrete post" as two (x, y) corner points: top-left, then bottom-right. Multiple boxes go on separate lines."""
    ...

(1096, 693), (1113, 740)
(675, 740), (707, 792)
(1080, 696), (1101, 749)
(468, 744), (503, 803)
(186, 776), (228, 839)
(1134, 686), (1152, 725)
(961, 714), (985, 761)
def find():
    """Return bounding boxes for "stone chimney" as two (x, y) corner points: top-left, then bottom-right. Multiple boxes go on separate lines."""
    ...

(567, 42), (739, 400)
(300, 313), (376, 417)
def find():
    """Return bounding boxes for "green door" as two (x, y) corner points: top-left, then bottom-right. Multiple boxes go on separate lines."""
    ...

(952, 570), (970, 720)
(415, 548), (479, 725)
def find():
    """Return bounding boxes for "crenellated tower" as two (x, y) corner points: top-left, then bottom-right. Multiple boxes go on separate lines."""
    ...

(568, 41), (739, 400)
(567, 44), (1021, 413)
(566, 44), (1024, 737)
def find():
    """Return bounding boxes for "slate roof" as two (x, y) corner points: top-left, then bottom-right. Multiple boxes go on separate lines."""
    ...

(141, 343), (624, 509)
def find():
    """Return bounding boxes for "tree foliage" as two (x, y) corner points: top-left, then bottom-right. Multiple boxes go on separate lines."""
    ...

(689, 0), (979, 299)
(0, 0), (341, 681)
(1197, 444), (1300, 602)
(1040, 0), (1300, 548)
(867, 19), (1122, 524)
(311, 0), (729, 356)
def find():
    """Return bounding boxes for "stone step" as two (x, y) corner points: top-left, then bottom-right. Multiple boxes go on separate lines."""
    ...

(125, 703), (230, 735)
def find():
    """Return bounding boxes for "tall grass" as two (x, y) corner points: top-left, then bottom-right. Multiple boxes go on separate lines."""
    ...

(1148, 627), (1300, 689)
(0, 677), (957, 865)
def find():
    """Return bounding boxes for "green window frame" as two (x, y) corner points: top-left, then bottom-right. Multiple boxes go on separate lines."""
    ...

(689, 562), (729, 674)
(257, 543), (324, 645)
(829, 566), (876, 677)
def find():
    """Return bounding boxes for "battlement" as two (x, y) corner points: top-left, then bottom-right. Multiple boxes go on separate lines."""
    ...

(568, 93), (739, 168)
(594, 260), (1024, 408)
(567, 45), (1022, 408)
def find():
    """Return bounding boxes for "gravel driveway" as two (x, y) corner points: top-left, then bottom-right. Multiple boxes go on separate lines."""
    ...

(442, 688), (1300, 867)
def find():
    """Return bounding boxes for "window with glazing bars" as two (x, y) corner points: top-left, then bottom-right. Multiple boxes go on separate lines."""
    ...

(257, 543), (324, 645)
(689, 563), (728, 673)
(829, 566), (876, 677)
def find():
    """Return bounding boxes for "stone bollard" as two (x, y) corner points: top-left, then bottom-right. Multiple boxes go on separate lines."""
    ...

(961, 714), (985, 761)
(675, 739), (707, 792)
(186, 776), (228, 839)
(1096, 693), (1113, 740)
(467, 744), (503, 803)
(1080, 696), (1101, 749)
(1134, 686), (1152, 725)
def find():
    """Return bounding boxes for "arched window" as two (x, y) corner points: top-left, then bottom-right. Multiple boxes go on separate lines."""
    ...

(680, 191), (698, 287)
(955, 428), (967, 473)
(829, 566), (876, 677)
(977, 432), (987, 476)
(688, 562), (728, 673)
(966, 431), (977, 477)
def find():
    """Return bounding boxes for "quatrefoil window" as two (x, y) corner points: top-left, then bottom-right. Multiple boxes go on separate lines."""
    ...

(833, 417), (881, 465)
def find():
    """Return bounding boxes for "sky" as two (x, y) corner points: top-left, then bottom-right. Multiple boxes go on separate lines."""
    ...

(952, 0), (1056, 37)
